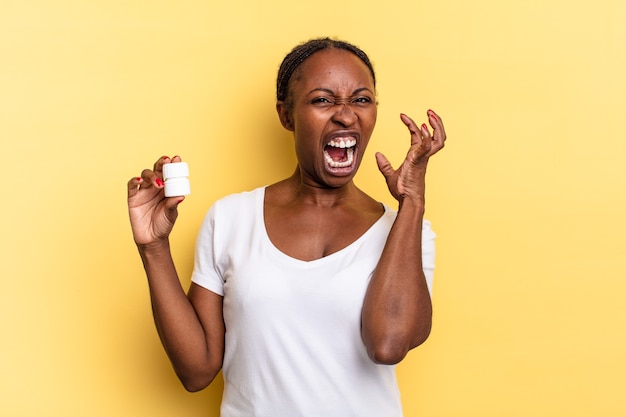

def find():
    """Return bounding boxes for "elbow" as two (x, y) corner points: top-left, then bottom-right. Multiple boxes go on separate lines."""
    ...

(368, 343), (409, 365)
(176, 362), (221, 392)
(182, 380), (209, 393)
(366, 327), (432, 365)
(182, 381), (206, 393)
(179, 370), (219, 393)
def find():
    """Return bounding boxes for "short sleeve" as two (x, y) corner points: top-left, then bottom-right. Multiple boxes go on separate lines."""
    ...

(422, 219), (436, 295)
(190, 204), (225, 296)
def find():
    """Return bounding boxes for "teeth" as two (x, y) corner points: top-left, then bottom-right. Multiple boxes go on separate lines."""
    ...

(327, 138), (356, 148)
(324, 148), (354, 168)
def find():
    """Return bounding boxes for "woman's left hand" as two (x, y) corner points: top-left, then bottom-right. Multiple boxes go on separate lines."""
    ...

(376, 109), (446, 203)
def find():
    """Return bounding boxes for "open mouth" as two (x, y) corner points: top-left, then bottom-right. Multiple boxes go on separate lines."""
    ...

(324, 138), (356, 168)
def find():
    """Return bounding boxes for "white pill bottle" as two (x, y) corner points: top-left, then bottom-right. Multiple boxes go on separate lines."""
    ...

(163, 162), (190, 197)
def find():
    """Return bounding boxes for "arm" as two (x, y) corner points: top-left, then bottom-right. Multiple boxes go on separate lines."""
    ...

(128, 156), (224, 391)
(361, 110), (446, 364)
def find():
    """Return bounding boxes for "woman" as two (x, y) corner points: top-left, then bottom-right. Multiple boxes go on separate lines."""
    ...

(127, 38), (446, 416)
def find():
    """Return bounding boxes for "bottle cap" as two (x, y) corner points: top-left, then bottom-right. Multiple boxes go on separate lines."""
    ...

(163, 162), (189, 179)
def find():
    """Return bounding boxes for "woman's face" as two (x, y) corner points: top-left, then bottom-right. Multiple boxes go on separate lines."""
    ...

(278, 48), (377, 188)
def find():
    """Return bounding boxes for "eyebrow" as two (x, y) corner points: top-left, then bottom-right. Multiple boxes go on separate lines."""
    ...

(306, 87), (374, 96)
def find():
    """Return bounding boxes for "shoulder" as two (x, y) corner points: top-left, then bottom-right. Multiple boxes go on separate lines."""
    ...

(207, 187), (265, 221)
(213, 187), (264, 210)
(380, 203), (397, 225)
(198, 187), (264, 234)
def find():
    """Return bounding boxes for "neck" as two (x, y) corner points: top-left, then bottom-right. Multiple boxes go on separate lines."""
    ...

(283, 168), (360, 208)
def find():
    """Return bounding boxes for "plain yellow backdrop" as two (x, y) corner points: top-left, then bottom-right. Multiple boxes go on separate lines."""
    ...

(2, 0), (625, 416)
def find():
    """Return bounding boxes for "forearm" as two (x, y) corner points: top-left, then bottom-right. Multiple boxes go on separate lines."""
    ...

(138, 241), (221, 390)
(361, 198), (433, 364)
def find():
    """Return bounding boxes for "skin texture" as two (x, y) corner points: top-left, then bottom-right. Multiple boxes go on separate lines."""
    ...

(127, 46), (446, 391)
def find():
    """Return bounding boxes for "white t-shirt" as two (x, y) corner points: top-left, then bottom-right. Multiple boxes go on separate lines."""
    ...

(191, 187), (435, 417)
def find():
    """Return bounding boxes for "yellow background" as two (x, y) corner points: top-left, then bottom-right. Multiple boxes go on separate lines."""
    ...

(2, 0), (625, 416)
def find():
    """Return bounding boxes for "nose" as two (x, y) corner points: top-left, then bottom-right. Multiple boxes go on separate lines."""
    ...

(331, 103), (357, 127)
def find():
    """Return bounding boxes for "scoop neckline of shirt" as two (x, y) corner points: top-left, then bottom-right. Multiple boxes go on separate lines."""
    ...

(257, 186), (390, 265)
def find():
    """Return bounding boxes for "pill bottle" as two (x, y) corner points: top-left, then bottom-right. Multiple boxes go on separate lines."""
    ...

(163, 162), (190, 197)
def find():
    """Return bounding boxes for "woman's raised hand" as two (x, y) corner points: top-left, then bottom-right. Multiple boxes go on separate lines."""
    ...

(127, 156), (185, 247)
(375, 109), (446, 203)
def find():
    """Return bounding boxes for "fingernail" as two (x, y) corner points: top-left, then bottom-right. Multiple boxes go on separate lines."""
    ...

(176, 198), (184, 205)
(135, 177), (142, 182)
(156, 178), (164, 187)
(162, 155), (170, 160)
(422, 123), (428, 130)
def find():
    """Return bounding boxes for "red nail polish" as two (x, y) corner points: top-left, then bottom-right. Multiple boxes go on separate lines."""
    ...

(163, 155), (170, 160)
(156, 178), (164, 187)
(135, 177), (142, 182)
(422, 123), (428, 130)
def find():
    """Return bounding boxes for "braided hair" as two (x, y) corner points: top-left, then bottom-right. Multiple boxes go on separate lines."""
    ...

(276, 38), (376, 109)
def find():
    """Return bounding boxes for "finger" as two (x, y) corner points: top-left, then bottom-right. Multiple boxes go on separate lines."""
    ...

(127, 176), (143, 198)
(165, 195), (185, 211)
(140, 168), (165, 190)
(427, 109), (447, 146)
(417, 123), (433, 157)
(375, 152), (395, 179)
(153, 155), (171, 177)
(400, 113), (423, 146)
(164, 196), (185, 223)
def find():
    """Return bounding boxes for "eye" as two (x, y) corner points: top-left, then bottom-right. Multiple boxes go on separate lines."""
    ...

(353, 96), (373, 105)
(311, 97), (333, 105)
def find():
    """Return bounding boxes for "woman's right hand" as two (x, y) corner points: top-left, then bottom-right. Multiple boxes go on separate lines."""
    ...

(127, 156), (185, 247)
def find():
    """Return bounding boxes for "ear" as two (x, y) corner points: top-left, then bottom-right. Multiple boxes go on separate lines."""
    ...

(276, 101), (294, 131)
